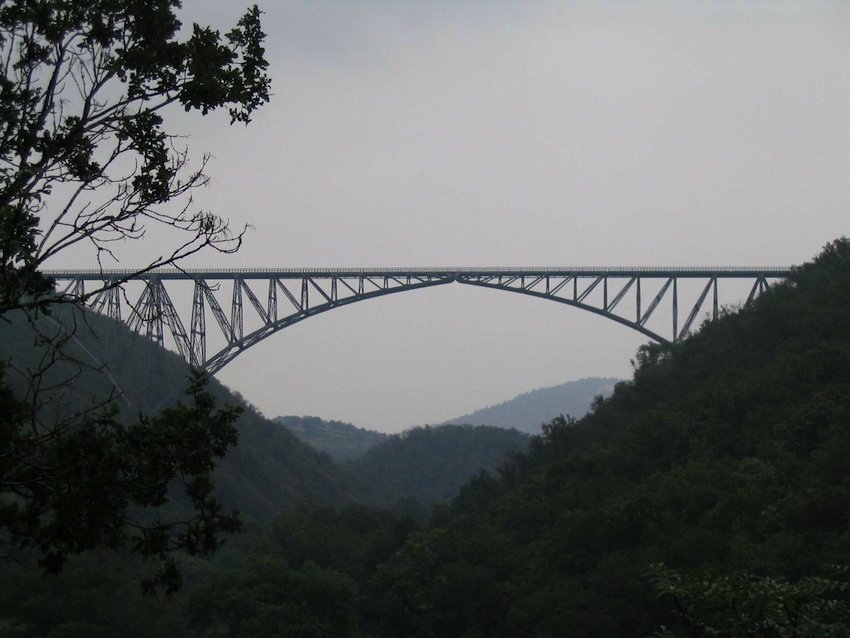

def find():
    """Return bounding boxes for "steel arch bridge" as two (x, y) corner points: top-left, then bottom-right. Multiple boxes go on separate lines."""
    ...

(45, 266), (792, 375)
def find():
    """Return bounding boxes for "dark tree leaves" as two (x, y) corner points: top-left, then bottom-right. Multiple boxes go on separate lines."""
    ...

(0, 0), (271, 314)
(0, 366), (241, 593)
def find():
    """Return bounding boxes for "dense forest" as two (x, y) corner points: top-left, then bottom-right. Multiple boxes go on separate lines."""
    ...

(2, 239), (850, 636)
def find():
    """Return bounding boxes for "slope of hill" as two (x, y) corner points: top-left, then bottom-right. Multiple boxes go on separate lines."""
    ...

(346, 424), (529, 511)
(362, 239), (850, 636)
(0, 307), (356, 532)
(275, 415), (387, 462)
(0, 305), (368, 635)
(444, 376), (619, 433)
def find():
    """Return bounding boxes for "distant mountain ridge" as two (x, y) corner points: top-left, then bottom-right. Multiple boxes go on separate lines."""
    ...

(276, 378), (621, 461)
(444, 376), (620, 434)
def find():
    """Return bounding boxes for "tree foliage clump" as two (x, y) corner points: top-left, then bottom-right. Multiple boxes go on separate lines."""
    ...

(649, 564), (850, 638)
(0, 0), (270, 313)
(188, 504), (417, 638)
(0, 368), (242, 592)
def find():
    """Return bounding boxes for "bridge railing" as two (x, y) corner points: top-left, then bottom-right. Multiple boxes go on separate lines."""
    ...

(44, 265), (794, 279)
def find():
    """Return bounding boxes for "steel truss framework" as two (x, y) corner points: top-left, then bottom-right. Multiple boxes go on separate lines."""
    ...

(45, 267), (792, 375)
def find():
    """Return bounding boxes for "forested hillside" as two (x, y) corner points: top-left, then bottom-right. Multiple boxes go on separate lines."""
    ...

(0, 309), (356, 531)
(275, 415), (388, 461)
(361, 239), (850, 636)
(346, 424), (530, 511)
(444, 376), (619, 433)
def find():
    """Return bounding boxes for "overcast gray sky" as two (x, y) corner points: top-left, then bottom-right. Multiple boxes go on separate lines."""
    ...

(59, 1), (850, 431)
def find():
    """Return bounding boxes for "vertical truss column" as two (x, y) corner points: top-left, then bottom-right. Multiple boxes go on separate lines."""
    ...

(672, 278), (678, 342)
(635, 278), (642, 323)
(191, 281), (207, 368)
(146, 279), (165, 347)
(603, 277), (608, 309)
(712, 277), (718, 320)
(231, 279), (244, 342)
(127, 285), (149, 334)
(106, 285), (121, 320)
(268, 279), (278, 322)
(128, 280), (166, 376)
(71, 278), (85, 300)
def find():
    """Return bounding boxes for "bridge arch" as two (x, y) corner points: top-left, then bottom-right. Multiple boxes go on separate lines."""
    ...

(46, 267), (791, 375)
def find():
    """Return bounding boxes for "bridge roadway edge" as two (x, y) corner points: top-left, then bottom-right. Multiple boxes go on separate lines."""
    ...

(44, 266), (794, 280)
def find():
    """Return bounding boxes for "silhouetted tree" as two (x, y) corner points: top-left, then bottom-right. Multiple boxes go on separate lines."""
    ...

(0, 0), (270, 588)
(0, 0), (270, 313)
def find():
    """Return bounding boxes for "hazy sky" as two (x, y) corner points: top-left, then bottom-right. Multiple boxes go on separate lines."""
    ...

(55, 1), (850, 431)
